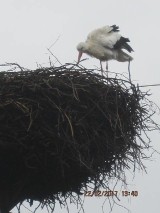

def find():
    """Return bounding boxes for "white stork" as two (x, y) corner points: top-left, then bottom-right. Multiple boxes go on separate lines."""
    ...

(77, 25), (133, 72)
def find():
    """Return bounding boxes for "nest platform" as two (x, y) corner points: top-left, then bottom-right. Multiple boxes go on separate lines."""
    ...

(0, 63), (154, 212)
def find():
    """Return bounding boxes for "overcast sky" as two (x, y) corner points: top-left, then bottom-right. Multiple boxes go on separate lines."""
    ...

(1, 0), (160, 213)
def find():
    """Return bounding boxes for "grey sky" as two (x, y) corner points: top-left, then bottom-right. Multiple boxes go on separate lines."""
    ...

(0, 0), (160, 212)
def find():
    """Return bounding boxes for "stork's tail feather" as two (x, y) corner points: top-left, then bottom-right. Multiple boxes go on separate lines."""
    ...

(117, 50), (133, 62)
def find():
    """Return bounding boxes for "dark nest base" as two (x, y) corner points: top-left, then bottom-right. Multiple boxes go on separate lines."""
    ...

(0, 64), (156, 212)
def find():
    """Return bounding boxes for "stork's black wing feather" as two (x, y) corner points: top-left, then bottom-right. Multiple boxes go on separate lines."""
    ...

(110, 25), (119, 32)
(114, 36), (134, 52)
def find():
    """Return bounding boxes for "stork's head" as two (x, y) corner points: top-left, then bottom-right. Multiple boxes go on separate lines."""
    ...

(76, 42), (87, 63)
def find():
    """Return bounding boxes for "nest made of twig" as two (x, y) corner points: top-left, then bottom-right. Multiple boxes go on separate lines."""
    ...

(0, 63), (155, 212)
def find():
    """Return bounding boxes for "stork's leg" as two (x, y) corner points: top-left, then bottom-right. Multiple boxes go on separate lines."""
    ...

(100, 61), (103, 76)
(128, 59), (131, 82)
(106, 61), (108, 71)
(106, 61), (109, 78)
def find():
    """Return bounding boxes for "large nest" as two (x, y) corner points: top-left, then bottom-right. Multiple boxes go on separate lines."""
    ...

(0, 63), (156, 212)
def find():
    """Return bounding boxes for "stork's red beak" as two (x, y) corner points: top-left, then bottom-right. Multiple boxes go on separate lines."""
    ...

(77, 51), (83, 64)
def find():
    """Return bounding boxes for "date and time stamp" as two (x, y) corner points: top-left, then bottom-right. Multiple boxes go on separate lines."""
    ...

(84, 190), (138, 197)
